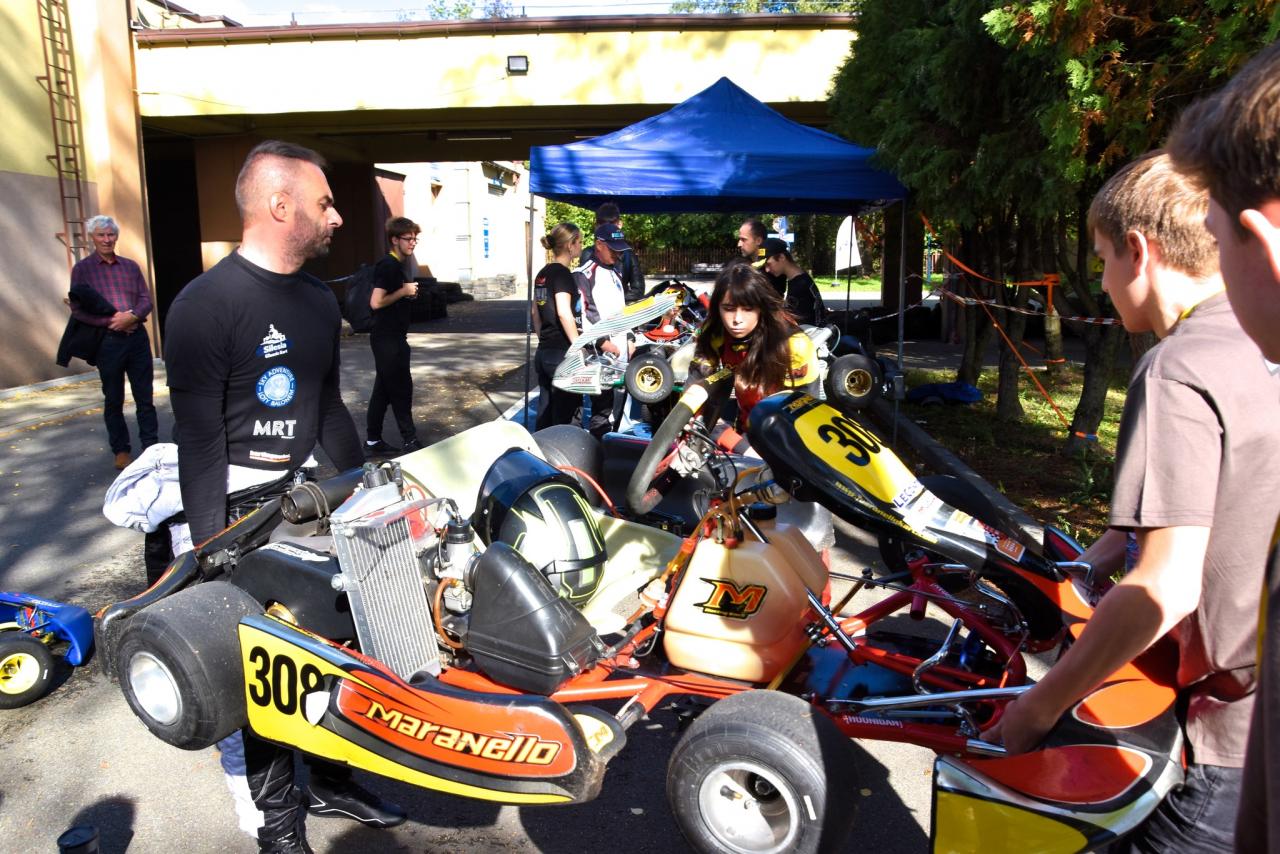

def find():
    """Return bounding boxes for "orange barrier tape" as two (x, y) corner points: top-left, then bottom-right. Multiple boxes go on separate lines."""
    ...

(921, 213), (1059, 314)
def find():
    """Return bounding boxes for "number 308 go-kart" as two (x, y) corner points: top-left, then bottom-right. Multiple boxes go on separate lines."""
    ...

(98, 379), (1181, 853)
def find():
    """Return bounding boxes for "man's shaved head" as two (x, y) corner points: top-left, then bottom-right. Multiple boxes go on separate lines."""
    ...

(235, 140), (328, 224)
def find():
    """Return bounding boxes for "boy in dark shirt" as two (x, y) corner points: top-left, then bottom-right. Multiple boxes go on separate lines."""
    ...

(364, 217), (423, 456)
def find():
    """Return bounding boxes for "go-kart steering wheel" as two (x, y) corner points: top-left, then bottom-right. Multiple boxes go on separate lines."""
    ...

(626, 370), (732, 516)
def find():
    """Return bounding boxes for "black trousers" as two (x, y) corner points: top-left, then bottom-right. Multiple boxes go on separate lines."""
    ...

(98, 329), (157, 454)
(534, 347), (579, 431)
(366, 333), (417, 443)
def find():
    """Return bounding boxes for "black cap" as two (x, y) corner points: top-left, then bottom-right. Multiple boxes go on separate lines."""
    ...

(594, 223), (631, 251)
(762, 237), (790, 258)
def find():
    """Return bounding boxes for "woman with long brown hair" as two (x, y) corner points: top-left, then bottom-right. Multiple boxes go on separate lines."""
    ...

(692, 262), (820, 430)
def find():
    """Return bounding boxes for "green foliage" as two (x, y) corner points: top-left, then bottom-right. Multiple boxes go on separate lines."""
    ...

(980, 1), (1280, 183)
(670, 0), (860, 12)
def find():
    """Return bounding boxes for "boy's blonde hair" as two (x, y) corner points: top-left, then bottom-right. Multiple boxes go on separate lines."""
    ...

(1088, 151), (1217, 277)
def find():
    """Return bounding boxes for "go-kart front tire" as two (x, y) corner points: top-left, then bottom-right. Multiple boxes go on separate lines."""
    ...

(0, 633), (55, 709)
(825, 353), (882, 412)
(667, 690), (859, 854)
(115, 581), (261, 750)
(625, 353), (676, 405)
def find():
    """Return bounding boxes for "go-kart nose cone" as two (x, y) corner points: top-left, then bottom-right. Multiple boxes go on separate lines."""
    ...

(128, 651), (182, 725)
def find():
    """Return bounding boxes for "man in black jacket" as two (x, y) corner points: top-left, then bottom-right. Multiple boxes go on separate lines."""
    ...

(165, 140), (404, 854)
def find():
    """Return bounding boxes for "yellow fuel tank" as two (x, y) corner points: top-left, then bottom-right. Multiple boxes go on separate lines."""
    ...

(663, 525), (827, 682)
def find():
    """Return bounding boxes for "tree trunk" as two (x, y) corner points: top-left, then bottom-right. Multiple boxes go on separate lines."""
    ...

(955, 225), (992, 386)
(1064, 323), (1126, 455)
(995, 216), (1032, 422)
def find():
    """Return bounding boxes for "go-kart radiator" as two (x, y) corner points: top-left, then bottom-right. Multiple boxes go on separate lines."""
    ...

(331, 483), (440, 680)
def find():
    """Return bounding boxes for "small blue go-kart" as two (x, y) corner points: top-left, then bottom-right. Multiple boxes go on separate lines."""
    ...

(0, 592), (93, 708)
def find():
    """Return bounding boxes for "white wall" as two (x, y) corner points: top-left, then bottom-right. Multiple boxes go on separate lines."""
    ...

(383, 160), (545, 288)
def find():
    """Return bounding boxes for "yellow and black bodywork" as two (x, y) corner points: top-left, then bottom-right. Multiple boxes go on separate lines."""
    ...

(239, 614), (623, 805)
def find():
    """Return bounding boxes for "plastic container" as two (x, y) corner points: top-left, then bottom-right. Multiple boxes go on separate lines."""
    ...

(664, 524), (827, 682)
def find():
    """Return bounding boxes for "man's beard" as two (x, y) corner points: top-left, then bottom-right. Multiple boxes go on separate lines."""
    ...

(286, 215), (331, 264)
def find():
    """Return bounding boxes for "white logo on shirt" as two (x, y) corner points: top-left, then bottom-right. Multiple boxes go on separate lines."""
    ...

(258, 324), (289, 359)
(253, 419), (297, 438)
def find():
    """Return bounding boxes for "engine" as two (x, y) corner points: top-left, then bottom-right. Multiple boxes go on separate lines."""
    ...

(317, 457), (606, 695)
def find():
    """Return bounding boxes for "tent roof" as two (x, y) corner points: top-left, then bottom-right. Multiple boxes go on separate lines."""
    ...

(529, 77), (905, 214)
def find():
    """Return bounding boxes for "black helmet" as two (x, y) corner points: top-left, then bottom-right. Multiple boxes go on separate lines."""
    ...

(474, 448), (606, 605)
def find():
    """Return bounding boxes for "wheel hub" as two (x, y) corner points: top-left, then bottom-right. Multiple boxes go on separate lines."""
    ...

(697, 760), (800, 854)
(636, 365), (664, 393)
(0, 650), (40, 695)
(843, 369), (873, 396)
(128, 651), (183, 725)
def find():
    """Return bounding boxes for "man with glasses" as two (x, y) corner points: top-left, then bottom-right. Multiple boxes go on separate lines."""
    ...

(364, 217), (424, 456)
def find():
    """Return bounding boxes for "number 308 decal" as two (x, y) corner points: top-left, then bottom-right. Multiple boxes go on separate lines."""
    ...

(248, 646), (323, 716)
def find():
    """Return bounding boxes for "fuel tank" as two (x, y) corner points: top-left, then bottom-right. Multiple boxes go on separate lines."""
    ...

(664, 525), (826, 683)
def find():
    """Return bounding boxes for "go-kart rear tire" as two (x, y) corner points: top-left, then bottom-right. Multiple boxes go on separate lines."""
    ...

(115, 581), (261, 750)
(667, 690), (859, 854)
(626, 353), (676, 405)
(825, 353), (882, 412)
(0, 633), (55, 709)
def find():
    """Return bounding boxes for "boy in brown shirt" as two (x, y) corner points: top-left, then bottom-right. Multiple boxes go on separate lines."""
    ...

(989, 151), (1280, 851)
(1168, 41), (1280, 854)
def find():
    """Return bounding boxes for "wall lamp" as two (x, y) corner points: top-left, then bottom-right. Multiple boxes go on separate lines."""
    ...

(506, 55), (529, 75)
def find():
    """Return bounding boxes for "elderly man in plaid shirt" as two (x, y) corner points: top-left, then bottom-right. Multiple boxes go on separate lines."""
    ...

(70, 215), (158, 469)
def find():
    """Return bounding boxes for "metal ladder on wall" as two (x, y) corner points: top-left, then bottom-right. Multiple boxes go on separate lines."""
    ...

(35, 0), (90, 270)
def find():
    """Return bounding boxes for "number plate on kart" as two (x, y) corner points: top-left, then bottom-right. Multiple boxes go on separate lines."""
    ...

(793, 405), (919, 505)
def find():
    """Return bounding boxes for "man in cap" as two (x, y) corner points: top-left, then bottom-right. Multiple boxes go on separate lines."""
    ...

(573, 223), (631, 436)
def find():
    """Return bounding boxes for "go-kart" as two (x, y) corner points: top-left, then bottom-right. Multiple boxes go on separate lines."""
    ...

(1, 591), (93, 708)
(552, 281), (709, 405)
(97, 375), (1180, 853)
(553, 280), (894, 415)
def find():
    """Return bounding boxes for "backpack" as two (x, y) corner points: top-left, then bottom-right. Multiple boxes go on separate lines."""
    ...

(342, 264), (376, 333)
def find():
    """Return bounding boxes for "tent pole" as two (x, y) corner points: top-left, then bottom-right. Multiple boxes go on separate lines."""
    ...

(524, 196), (536, 428)
(894, 202), (908, 446)
(844, 212), (853, 338)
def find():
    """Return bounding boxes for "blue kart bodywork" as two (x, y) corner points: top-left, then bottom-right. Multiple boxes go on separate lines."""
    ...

(0, 591), (95, 665)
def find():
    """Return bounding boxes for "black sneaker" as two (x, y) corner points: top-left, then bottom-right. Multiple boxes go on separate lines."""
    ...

(401, 438), (424, 453)
(306, 778), (407, 828)
(258, 830), (313, 854)
(364, 439), (401, 457)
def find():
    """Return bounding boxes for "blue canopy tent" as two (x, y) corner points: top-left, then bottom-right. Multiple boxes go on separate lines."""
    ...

(529, 77), (905, 213)
(518, 77), (910, 429)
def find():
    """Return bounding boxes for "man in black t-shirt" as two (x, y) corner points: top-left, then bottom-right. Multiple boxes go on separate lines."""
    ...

(364, 217), (423, 456)
(165, 140), (404, 854)
(761, 237), (827, 326)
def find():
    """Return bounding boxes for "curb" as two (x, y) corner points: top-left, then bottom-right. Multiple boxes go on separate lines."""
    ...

(868, 398), (1045, 545)
(0, 358), (166, 401)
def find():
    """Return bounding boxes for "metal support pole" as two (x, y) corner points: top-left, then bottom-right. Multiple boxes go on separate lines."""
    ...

(894, 202), (908, 445)
(524, 197), (536, 429)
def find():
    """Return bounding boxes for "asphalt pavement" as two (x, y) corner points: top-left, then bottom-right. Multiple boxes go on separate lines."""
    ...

(0, 295), (1047, 853)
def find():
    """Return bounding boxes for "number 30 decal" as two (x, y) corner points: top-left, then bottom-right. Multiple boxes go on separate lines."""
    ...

(816, 414), (881, 467)
(248, 646), (323, 715)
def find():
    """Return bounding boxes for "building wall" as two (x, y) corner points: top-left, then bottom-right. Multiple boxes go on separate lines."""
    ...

(134, 23), (855, 119)
(386, 161), (545, 290)
(0, 0), (151, 387)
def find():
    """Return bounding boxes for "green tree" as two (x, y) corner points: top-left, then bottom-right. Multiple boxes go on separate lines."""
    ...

(830, 0), (1277, 439)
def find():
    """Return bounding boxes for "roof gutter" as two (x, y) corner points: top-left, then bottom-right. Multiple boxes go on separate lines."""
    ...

(134, 12), (857, 46)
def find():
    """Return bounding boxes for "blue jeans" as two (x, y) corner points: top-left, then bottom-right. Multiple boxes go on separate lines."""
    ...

(1120, 763), (1242, 853)
(97, 329), (157, 454)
